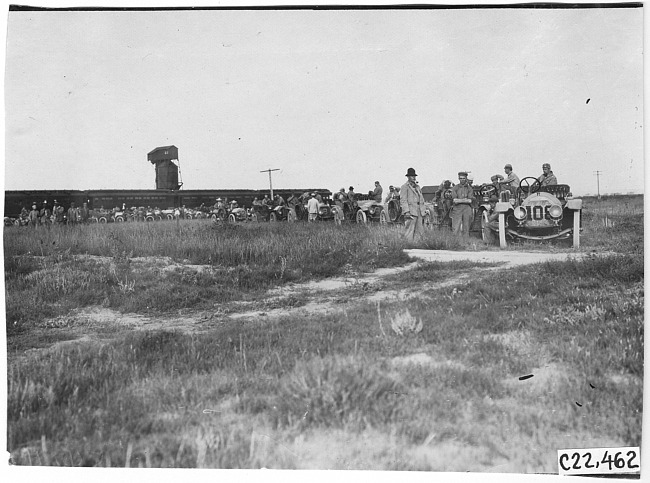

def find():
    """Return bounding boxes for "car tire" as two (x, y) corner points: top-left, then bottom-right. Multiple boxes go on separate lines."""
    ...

(166, 214), (174, 221)
(356, 210), (367, 224)
(269, 212), (278, 222)
(115, 216), (125, 223)
(98, 216), (108, 224)
(250, 212), (259, 223)
(572, 210), (581, 248)
(287, 209), (296, 223)
(498, 212), (507, 249)
(380, 210), (388, 225)
(228, 214), (236, 223)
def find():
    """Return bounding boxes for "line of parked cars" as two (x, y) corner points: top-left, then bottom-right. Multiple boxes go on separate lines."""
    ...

(5, 179), (581, 248)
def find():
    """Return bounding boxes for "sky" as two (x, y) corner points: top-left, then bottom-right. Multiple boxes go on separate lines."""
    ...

(3, 4), (644, 196)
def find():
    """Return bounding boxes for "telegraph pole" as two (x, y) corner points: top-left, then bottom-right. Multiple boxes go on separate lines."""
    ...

(260, 168), (280, 199)
(593, 170), (602, 200)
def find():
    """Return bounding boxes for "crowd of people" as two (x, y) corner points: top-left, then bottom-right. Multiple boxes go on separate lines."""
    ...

(23, 200), (91, 228)
(394, 162), (558, 240)
(15, 162), (557, 236)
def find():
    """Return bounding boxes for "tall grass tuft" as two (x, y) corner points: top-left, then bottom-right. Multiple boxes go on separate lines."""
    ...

(274, 356), (402, 430)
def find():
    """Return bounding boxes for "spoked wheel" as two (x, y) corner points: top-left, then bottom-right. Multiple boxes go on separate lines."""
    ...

(498, 212), (507, 249)
(115, 216), (125, 223)
(387, 200), (399, 222)
(269, 212), (278, 222)
(98, 217), (108, 224)
(380, 210), (388, 225)
(287, 209), (296, 223)
(572, 210), (581, 248)
(145, 215), (154, 222)
(356, 210), (367, 224)
(481, 211), (498, 244)
(228, 214), (236, 223)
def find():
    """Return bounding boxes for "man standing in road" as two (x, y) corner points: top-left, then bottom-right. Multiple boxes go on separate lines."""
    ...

(451, 171), (474, 236)
(307, 192), (319, 222)
(400, 167), (426, 240)
(537, 163), (558, 186)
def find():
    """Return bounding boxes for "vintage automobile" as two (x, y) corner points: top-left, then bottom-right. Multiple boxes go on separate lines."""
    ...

(337, 193), (385, 224)
(210, 206), (228, 222)
(384, 187), (451, 228)
(227, 203), (249, 223)
(250, 203), (297, 222)
(490, 177), (582, 248)
(294, 195), (337, 222)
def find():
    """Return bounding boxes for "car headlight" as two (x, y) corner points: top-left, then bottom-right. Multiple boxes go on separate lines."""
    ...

(369, 207), (376, 214)
(548, 205), (562, 219)
(514, 206), (527, 221)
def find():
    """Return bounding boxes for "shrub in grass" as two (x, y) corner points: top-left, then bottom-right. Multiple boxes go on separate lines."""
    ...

(274, 355), (401, 430)
(390, 309), (423, 336)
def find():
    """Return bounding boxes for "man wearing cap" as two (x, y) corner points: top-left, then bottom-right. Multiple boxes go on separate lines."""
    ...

(347, 186), (358, 210)
(29, 204), (40, 228)
(52, 200), (65, 224)
(450, 171), (474, 236)
(307, 192), (319, 222)
(39, 200), (51, 225)
(372, 181), (383, 203)
(400, 167), (426, 240)
(67, 202), (80, 225)
(80, 202), (90, 224)
(502, 164), (520, 192)
(333, 188), (348, 214)
(537, 163), (557, 187)
(384, 186), (395, 203)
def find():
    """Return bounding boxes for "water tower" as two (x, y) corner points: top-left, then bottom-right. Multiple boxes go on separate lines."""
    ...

(147, 145), (183, 190)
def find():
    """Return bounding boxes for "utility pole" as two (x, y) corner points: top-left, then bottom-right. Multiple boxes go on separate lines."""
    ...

(260, 168), (280, 199)
(593, 170), (602, 200)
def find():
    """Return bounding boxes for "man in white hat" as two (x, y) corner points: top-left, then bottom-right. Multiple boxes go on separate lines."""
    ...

(400, 167), (426, 240)
(307, 192), (319, 222)
(537, 163), (557, 186)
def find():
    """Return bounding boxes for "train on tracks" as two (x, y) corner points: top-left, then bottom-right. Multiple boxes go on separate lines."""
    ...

(4, 146), (330, 218)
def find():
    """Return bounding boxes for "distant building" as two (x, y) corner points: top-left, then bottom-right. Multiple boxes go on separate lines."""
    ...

(148, 145), (182, 190)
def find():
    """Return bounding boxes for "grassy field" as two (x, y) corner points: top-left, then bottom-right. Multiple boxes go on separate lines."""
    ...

(5, 195), (643, 472)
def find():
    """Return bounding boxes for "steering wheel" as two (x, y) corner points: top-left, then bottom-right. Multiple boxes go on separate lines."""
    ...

(480, 184), (497, 198)
(518, 177), (542, 195)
